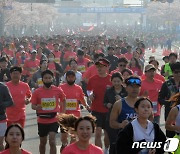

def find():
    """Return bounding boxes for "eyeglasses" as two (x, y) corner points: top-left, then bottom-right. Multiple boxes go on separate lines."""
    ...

(127, 78), (141, 85)
(174, 70), (180, 74)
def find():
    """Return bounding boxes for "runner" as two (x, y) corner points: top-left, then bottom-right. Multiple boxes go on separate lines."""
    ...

(140, 64), (163, 124)
(115, 97), (166, 154)
(110, 57), (129, 75)
(62, 115), (103, 154)
(0, 57), (11, 82)
(103, 72), (127, 154)
(59, 70), (89, 152)
(76, 49), (90, 74)
(31, 60), (48, 89)
(31, 70), (66, 154)
(6, 66), (32, 128)
(165, 93), (180, 154)
(0, 124), (32, 154)
(158, 62), (180, 137)
(128, 57), (142, 76)
(0, 82), (14, 151)
(23, 50), (39, 83)
(110, 76), (142, 153)
(87, 58), (112, 153)
(164, 53), (178, 80)
(62, 59), (82, 86)
(104, 46), (118, 72)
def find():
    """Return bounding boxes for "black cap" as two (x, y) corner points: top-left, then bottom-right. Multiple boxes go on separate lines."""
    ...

(10, 66), (22, 73)
(66, 70), (76, 77)
(41, 70), (54, 78)
(77, 49), (84, 56)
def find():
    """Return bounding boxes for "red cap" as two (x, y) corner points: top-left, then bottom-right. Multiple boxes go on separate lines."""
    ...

(95, 58), (110, 67)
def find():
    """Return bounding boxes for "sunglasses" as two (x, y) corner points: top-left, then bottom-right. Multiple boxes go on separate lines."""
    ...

(127, 78), (141, 85)
(174, 70), (180, 74)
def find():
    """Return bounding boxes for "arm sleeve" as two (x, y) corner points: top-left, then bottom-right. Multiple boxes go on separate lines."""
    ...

(0, 85), (14, 108)
(158, 82), (169, 106)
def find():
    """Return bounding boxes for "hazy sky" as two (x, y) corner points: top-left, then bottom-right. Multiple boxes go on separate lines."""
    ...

(124, 0), (142, 4)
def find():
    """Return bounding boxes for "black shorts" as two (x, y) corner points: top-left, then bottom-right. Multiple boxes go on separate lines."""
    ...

(38, 122), (59, 137)
(92, 111), (107, 129)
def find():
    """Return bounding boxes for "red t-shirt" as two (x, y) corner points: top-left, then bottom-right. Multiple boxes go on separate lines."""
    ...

(31, 86), (66, 124)
(77, 58), (90, 73)
(141, 73), (165, 83)
(23, 59), (40, 76)
(6, 81), (32, 121)
(64, 51), (77, 61)
(3, 49), (14, 59)
(124, 53), (133, 61)
(130, 67), (142, 76)
(82, 65), (98, 81)
(0, 149), (31, 154)
(16, 52), (30, 61)
(53, 51), (61, 64)
(47, 43), (54, 50)
(59, 83), (85, 117)
(139, 79), (163, 116)
(62, 143), (103, 154)
(87, 74), (112, 113)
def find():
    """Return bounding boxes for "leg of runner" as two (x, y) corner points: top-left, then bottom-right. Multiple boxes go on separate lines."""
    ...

(60, 133), (68, 153)
(0, 137), (4, 151)
(49, 132), (57, 154)
(104, 129), (110, 150)
(95, 127), (103, 148)
(0, 122), (7, 151)
(39, 136), (47, 154)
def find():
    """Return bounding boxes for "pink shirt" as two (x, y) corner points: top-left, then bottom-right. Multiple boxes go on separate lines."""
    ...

(59, 83), (85, 117)
(31, 86), (66, 124)
(62, 143), (103, 154)
(139, 79), (163, 116)
(6, 81), (32, 121)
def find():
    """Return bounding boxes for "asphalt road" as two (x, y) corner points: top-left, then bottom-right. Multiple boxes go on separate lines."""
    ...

(21, 46), (175, 153)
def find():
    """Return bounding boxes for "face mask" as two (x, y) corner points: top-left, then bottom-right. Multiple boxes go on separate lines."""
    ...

(49, 58), (54, 62)
(43, 82), (53, 88)
(67, 80), (75, 85)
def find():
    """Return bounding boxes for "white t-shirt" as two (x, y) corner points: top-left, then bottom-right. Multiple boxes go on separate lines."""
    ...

(131, 118), (154, 154)
(61, 71), (82, 85)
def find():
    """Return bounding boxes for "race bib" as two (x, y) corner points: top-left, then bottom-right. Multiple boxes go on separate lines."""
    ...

(152, 102), (158, 114)
(78, 65), (86, 73)
(66, 99), (77, 110)
(54, 58), (60, 63)
(30, 67), (37, 75)
(37, 78), (43, 87)
(41, 98), (56, 111)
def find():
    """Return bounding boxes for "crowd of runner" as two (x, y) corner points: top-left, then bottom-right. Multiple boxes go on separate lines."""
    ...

(0, 33), (179, 154)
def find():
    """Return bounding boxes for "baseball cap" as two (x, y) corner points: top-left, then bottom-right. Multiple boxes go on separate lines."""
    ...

(145, 64), (156, 72)
(31, 50), (37, 54)
(10, 66), (22, 73)
(41, 70), (54, 78)
(95, 58), (110, 67)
